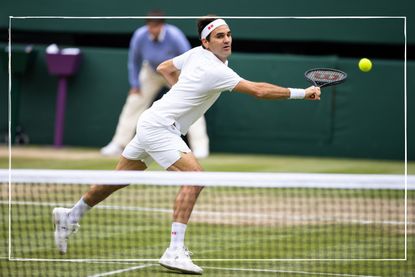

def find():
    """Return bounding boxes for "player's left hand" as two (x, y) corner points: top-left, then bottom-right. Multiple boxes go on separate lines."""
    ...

(304, 86), (321, 100)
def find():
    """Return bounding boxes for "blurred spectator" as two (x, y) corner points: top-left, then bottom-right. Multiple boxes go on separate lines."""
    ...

(101, 10), (210, 158)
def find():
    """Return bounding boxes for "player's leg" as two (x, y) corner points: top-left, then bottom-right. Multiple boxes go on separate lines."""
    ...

(167, 152), (204, 224)
(138, 123), (204, 273)
(82, 157), (147, 206)
(159, 152), (204, 274)
(52, 157), (147, 254)
(54, 132), (150, 254)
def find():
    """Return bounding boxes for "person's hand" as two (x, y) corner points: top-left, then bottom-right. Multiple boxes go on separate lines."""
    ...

(304, 86), (321, 100)
(129, 87), (141, 95)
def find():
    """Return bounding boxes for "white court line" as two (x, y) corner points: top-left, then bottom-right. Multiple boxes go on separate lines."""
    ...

(84, 260), (145, 265)
(87, 263), (156, 277)
(10, 258), (158, 262)
(2, 259), (383, 277)
(203, 266), (381, 277)
(88, 264), (382, 277)
(8, 257), (408, 262)
(1, 200), (413, 226)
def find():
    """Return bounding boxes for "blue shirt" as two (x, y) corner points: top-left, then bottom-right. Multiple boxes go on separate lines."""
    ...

(128, 24), (191, 89)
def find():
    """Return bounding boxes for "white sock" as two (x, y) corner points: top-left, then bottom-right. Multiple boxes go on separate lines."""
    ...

(68, 198), (91, 224)
(169, 222), (187, 249)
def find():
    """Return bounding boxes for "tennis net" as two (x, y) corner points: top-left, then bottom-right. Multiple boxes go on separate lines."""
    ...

(1, 169), (414, 262)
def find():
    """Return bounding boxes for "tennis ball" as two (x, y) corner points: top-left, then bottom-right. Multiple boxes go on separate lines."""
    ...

(358, 58), (372, 72)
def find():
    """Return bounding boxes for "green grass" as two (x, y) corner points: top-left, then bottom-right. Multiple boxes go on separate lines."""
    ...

(1, 146), (415, 276)
(1, 198), (414, 276)
(1, 146), (414, 174)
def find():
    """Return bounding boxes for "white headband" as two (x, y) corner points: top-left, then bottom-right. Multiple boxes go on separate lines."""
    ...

(200, 19), (227, 39)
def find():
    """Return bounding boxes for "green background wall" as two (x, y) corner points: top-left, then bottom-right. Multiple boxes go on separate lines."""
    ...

(1, 0), (413, 160)
(6, 16), (407, 45)
(2, 0), (414, 44)
(0, 44), (412, 160)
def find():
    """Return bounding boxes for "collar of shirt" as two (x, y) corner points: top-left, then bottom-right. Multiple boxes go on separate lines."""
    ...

(148, 25), (166, 42)
(201, 47), (229, 66)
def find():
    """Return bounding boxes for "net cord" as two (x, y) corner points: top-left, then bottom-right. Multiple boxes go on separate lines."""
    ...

(1, 169), (414, 190)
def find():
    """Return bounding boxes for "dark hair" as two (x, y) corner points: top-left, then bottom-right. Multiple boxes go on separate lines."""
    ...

(146, 10), (165, 24)
(197, 15), (218, 41)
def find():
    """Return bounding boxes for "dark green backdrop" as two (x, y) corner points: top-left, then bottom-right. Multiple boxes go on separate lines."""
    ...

(2, 0), (414, 44)
(1, 1), (413, 160)
(0, 44), (412, 160)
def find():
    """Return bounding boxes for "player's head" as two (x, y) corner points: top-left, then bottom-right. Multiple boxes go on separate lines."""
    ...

(197, 16), (232, 62)
(146, 10), (165, 40)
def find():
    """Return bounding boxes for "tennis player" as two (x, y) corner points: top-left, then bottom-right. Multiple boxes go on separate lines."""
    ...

(52, 16), (320, 274)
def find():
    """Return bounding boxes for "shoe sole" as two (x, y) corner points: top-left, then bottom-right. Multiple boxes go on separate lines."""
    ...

(159, 261), (203, 275)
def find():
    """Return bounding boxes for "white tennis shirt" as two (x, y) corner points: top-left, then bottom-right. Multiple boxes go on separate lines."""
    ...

(140, 46), (243, 135)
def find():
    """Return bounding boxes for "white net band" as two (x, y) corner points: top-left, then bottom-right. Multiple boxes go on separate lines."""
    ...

(1, 169), (414, 190)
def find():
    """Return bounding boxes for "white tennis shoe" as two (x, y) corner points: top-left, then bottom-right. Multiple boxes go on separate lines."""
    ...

(159, 246), (203, 274)
(52, 207), (79, 254)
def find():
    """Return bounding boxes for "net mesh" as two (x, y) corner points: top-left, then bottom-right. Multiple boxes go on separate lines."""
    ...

(1, 169), (414, 275)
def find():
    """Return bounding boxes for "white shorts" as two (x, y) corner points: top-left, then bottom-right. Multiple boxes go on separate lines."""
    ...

(122, 120), (191, 169)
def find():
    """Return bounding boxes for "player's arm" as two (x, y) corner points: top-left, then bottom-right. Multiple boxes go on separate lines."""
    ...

(157, 59), (180, 87)
(234, 80), (320, 100)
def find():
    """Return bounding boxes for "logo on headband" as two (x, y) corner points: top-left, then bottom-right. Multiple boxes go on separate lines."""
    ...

(208, 24), (214, 30)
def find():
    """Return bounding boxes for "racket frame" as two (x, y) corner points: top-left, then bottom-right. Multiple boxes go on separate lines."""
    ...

(304, 68), (347, 88)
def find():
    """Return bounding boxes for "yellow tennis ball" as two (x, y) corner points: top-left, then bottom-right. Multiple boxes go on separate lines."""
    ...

(359, 58), (372, 72)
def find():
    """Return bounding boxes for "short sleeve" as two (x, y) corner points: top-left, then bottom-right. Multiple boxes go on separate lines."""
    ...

(172, 51), (189, 70)
(213, 66), (244, 92)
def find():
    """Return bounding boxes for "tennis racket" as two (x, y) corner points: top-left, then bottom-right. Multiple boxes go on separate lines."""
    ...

(305, 68), (347, 88)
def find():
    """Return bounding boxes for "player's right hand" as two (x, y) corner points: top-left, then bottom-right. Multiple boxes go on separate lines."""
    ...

(305, 86), (321, 100)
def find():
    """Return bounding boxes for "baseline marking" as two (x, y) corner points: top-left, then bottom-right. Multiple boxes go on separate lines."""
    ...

(204, 266), (381, 277)
(87, 263), (156, 277)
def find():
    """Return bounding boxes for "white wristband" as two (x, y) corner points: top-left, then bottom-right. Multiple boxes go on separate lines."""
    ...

(288, 88), (305, 99)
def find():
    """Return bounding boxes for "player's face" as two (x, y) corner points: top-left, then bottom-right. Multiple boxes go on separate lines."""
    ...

(203, 25), (232, 62)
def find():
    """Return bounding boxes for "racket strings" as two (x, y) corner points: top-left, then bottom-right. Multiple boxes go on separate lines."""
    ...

(305, 69), (347, 88)
(307, 70), (346, 82)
